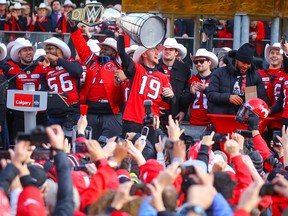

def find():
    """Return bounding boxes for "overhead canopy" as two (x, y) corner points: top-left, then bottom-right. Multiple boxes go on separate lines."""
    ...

(122, 0), (287, 17)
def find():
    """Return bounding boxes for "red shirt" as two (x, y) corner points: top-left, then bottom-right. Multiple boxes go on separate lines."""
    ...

(44, 58), (80, 105)
(6, 60), (45, 90)
(123, 63), (172, 124)
(258, 68), (286, 128)
(188, 74), (211, 126)
(159, 64), (171, 110)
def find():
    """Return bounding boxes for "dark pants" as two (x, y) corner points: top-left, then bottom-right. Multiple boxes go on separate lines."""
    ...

(122, 120), (157, 146)
(87, 112), (123, 140)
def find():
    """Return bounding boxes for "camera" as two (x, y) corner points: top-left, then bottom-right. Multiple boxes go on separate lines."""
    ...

(272, 130), (281, 143)
(75, 142), (88, 153)
(202, 17), (223, 35)
(15, 125), (49, 146)
(162, 137), (175, 150)
(236, 129), (252, 138)
(143, 100), (154, 126)
(180, 165), (195, 176)
(31, 148), (52, 161)
(140, 126), (149, 144)
(259, 183), (278, 197)
(281, 35), (286, 45)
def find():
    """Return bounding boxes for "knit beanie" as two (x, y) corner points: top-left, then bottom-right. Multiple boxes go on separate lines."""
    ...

(248, 150), (263, 173)
(235, 43), (255, 64)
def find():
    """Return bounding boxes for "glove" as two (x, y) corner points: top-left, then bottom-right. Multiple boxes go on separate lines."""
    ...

(248, 113), (259, 131)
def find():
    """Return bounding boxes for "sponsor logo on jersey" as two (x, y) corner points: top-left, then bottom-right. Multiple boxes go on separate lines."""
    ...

(31, 74), (40, 79)
(262, 77), (269, 82)
(18, 74), (27, 79)
(104, 62), (116, 71)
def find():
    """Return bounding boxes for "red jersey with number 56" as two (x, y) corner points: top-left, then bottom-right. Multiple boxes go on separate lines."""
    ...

(189, 74), (211, 126)
(123, 63), (172, 124)
(44, 58), (80, 105)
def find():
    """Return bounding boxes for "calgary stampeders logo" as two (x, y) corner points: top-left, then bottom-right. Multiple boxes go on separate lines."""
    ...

(14, 94), (40, 108)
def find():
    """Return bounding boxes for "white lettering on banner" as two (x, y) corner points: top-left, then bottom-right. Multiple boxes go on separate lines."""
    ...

(15, 100), (31, 106)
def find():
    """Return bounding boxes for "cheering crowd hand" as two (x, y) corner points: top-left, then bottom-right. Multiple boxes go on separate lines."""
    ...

(10, 141), (31, 169)
(112, 141), (128, 165)
(77, 115), (88, 134)
(187, 184), (217, 210)
(127, 140), (146, 166)
(272, 175), (288, 197)
(46, 125), (65, 151)
(166, 115), (184, 141)
(190, 82), (197, 95)
(162, 87), (174, 98)
(224, 139), (240, 158)
(155, 136), (164, 154)
(157, 161), (181, 188)
(172, 140), (186, 161)
(201, 131), (215, 147)
(237, 181), (263, 212)
(229, 95), (243, 105)
(85, 140), (105, 162)
(232, 132), (245, 150)
(147, 179), (166, 212)
(110, 181), (134, 210)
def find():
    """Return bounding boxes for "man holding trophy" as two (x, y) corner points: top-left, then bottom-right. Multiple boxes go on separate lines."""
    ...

(115, 21), (174, 146)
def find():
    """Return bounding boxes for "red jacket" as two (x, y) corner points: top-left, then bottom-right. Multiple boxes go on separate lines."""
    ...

(228, 155), (253, 206)
(5, 60), (45, 90)
(80, 159), (119, 211)
(252, 134), (284, 172)
(71, 29), (123, 114)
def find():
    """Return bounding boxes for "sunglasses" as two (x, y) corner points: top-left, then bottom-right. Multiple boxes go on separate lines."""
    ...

(193, 59), (209, 65)
(44, 46), (57, 51)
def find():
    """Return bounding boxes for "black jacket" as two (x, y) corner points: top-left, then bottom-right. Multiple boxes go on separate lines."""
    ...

(207, 51), (268, 115)
(157, 59), (191, 116)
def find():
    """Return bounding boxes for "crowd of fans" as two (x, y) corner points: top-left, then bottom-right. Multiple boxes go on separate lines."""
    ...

(0, 0), (288, 216)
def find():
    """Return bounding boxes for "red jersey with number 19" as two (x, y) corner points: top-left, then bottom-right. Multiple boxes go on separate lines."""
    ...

(123, 63), (172, 124)
(189, 74), (211, 126)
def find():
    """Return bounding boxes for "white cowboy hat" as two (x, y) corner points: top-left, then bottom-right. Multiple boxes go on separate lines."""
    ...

(264, 42), (283, 63)
(125, 44), (139, 55)
(174, 43), (187, 60)
(33, 49), (46, 61)
(101, 37), (117, 52)
(10, 39), (36, 62)
(7, 37), (26, 55)
(0, 43), (7, 61)
(9, 2), (24, 11)
(133, 45), (164, 64)
(63, 0), (76, 9)
(162, 38), (185, 56)
(133, 46), (148, 64)
(190, 48), (219, 69)
(39, 37), (71, 58)
(87, 39), (100, 55)
(37, 3), (51, 15)
(0, 0), (8, 5)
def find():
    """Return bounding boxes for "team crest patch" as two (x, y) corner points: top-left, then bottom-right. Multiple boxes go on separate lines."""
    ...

(104, 62), (116, 71)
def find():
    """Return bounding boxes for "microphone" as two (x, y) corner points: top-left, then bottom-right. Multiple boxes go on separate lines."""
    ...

(33, 56), (45, 64)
